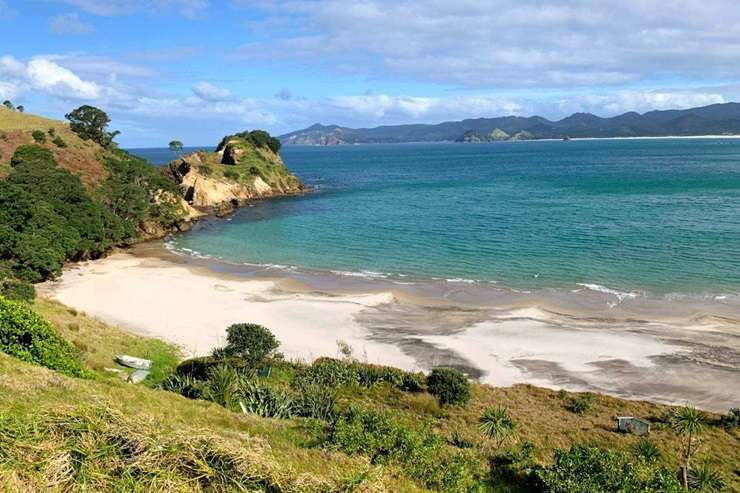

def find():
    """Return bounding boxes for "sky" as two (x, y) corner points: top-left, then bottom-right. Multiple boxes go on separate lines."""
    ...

(2, 1), (740, 147)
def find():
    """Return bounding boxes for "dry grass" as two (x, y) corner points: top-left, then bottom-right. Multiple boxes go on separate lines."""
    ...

(0, 107), (108, 188)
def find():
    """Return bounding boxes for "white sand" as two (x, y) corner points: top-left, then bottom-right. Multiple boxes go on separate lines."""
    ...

(40, 253), (416, 368)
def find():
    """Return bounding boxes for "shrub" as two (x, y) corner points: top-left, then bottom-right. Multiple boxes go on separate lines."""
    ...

(720, 408), (740, 430)
(0, 296), (90, 377)
(537, 445), (683, 493)
(294, 357), (426, 393)
(0, 277), (35, 301)
(176, 355), (252, 380)
(198, 164), (213, 176)
(52, 136), (67, 148)
(160, 374), (203, 399)
(47, 127), (56, 137)
(478, 406), (517, 451)
(292, 382), (337, 421)
(688, 459), (727, 492)
(31, 130), (46, 144)
(224, 323), (279, 366)
(569, 393), (594, 415)
(238, 379), (293, 419)
(327, 407), (481, 492)
(203, 364), (241, 409)
(427, 368), (470, 406)
(634, 439), (661, 463)
(249, 166), (260, 176)
(223, 169), (240, 181)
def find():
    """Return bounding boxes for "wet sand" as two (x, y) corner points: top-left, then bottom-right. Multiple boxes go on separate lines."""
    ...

(39, 243), (740, 412)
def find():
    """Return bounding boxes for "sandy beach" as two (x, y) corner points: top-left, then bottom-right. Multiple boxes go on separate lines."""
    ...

(39, 247), (740, 412)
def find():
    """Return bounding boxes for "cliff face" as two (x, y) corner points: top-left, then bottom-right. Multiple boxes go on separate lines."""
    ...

(165, 136), (304, 217)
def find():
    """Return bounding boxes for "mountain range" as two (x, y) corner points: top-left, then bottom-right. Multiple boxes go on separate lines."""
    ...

(279, 102), (740, 145)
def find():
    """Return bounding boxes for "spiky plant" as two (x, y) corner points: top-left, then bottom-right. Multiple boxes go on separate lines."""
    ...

(689, 459), (726, 492)
(478, 406), (517, 452)
(669, 405), (706, 489)
(203, 364), (240, 409)
(634, 439), (661, 463)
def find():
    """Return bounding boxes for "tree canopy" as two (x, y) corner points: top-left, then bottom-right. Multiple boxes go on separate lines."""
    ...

(65, 105), (120, 147)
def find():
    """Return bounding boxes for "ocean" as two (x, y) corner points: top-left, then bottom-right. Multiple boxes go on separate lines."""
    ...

(131, 139), (740, 298)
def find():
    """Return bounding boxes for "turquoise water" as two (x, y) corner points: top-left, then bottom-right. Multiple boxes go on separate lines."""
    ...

(149, 140), (740, 296)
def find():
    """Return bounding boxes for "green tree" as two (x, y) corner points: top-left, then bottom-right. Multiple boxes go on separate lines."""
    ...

(427, 367), (470, 406)
(2, 100), (14, 110)
(65, 105), (120, 147)
(478, 406), (516, 452)
(16, 105), (24, 113)
(669, 405), (706, 489)
(224, 323), (279, 366)
(169, 140), (184, 155)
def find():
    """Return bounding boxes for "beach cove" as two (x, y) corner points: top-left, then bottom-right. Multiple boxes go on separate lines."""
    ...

(40, 241), (740, 412)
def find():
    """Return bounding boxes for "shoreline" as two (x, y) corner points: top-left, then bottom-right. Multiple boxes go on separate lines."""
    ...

(39, 243), (740, 412)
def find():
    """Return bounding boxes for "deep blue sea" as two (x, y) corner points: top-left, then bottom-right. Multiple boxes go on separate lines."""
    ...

(130, 139), (740, 296)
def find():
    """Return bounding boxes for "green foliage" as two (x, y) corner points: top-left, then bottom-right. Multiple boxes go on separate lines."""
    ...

(160, 373), (203, 399)
(52, 135), (67, 148)
(31, 130), (46, 143)
(0, 145), (124, 282)
(238, 379), (293, 419)
(478, 406), (517, 451)
(100, 148), (184, 238)
(198, 164), (213, 176)
(203, 364), (241, 409)
(634, 439), (661, 463)
(537, 445), (683, 493)
(223, 169), (240, 180)
(65, 105), (120, 147)
(168, 140), (184, 153)
(327, 406), (481, 492)
(218, 130), (281, 154)
(719, 408), (739, 430)
(47, 127), (55, 136)
(427, 367), (470, 406)
(0, 296), (90, 378)
(294, 357), (426, 393)
(0, 276), (35, 301)
(3, 100), (14, 110)
(569, 393), (594, 415)
(688, 459), (727, 492)
(224, 323), (279, 366)
(292, 382), (337, 421)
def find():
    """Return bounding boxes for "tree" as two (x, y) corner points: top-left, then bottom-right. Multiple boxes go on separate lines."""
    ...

(169, 140), (184, 155)
(427, 367), (470, 406)
(669, 405), (706, 489)
(224, 323), (279, 366)
(65, 105), (119, 147)
(479, 406), (517, 452)
(2, 100), (14, 110)
(16, 105), (24, 113)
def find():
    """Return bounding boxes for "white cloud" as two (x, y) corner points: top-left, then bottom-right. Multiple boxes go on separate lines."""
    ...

(192, 81), (231, 101)
(556, 91), (726, 116)
(49, 12), (95, 35)
(27, 57), (101, 99)
(232, 0), (740, 89)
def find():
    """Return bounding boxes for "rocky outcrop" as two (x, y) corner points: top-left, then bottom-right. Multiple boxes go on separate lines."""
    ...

(165, 144), (304, 218)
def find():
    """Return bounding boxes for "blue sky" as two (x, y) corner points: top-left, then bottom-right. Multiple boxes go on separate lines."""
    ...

(2, 0), (740, 146)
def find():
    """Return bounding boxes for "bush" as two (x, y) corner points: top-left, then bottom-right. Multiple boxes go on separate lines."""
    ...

(294, 357), (426, 393)
(238, 379), (293, 419)
(327, 407), (481, 492)
(536, 445), (683, 493)
(47, 127), (56, 137)
(569, 393), (594, 415)
(175, 355), (251, 381)
(427, 368), (470, 406)
(0, 277), (35, 301)
(160, 374), (203, 399)
(52, 136), (67, 148)
(292, 382), (337, 421)
(224, 323), (279, 366)
(0, 296), (90, 377)
(720, 408), (740, 430)
(223, 169), (240, 180)
(31, 130), (46, 144)
(203, 364), (241, 409)
(198, 164), (213, 176)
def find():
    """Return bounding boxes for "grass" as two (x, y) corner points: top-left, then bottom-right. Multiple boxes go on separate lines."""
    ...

(2, 298), (739, 491)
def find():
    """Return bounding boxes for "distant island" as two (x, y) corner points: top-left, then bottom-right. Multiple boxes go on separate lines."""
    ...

(279, 102), (740, 145)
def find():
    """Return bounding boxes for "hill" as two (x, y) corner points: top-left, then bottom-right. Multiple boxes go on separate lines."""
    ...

(279, 102), (740, 145)
(0, 296), (738, 491)
(0, 106), (301, 302)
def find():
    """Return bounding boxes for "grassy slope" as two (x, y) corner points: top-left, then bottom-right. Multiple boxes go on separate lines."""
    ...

(2, 298), (738, 491)
(0, 107), (107, 188)
(0, 299), (422, 492)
